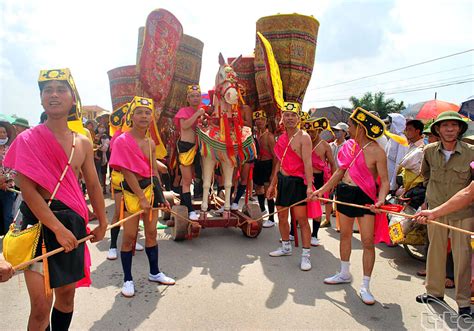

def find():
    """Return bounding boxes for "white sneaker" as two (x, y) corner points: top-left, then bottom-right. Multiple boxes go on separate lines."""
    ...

(262, 220), (275, 228)
(279, 235), (295, 242)
(107, 248), (118, 260)
(269, 245), (292, 257)
(324, 272), (353, 284)
(300, 254), (312, 271)
(135, 242), (144, 251)
(231, 202), (239, 211)
(121, 280), (135, 297)
(189, 211), (199, 221)
(148, 272), (176, 285)
(359, 287), (375, 305)
(311, 237), (321, 247)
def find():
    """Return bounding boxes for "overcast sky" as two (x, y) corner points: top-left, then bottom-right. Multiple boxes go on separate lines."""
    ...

(1, 0), (473, 124)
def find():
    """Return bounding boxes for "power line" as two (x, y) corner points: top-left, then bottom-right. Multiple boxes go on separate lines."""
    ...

(313, 64), (474, 98)
(309, 49), (474, 91)
(307, 78), (474, 103)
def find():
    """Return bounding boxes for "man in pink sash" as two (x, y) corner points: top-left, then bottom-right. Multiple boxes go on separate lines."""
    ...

(302, 117), (336, 247)
(267, 102), (317, 271)
(109, 96), (175, 298)
(4, 68), (107, 330)
(173, 85), (205, 220)
(315, 107), (390, 305)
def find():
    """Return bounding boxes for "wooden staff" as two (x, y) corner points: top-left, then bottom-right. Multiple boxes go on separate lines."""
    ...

(13, 210), (146, 271)
(316, 197), (474, 236)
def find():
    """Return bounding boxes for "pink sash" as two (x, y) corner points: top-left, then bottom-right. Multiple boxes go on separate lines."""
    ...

(338, 140), (390, 244)
(109, 132), (151, 178)
(274, 132), (322, 218)
(174, 106), (197, 131)
(311, 148), (331, 199)
(4, 124), (91, 287)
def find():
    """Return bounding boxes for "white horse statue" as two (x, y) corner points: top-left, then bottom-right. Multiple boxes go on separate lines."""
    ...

(196, 53), (256, 217)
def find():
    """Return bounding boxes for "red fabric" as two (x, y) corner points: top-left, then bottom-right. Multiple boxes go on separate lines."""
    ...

(139, 9), (183, 102)
(311, 150), (331, 198)
(4, 124), (91, 287)
(337, 139), (390, 244)
(109, 132), (151, 178)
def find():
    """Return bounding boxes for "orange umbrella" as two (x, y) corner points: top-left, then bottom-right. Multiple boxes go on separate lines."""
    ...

(402, 99), (460, 120)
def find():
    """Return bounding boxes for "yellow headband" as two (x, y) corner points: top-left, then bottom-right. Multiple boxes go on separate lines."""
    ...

(38, 68), (81, 121)
(302, 117), (332, 133)
(187, 84), (201, 94)
(282, 102), (301, 114)
(110, 103), (129, 128)
(125, 96), (154, 127)
(252, 110), (267, 120)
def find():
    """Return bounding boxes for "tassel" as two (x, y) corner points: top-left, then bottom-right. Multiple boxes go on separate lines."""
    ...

(42, 241), (53, 298)
(385, 130), (409, 146)
(222, 114), (235, 164)
(119, 196), (124, 221)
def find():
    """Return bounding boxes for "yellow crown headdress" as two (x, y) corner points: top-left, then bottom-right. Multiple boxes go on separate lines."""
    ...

(125, 96), (154, 127)
(187, 84), (201, 94)
(350, 107), (408, 146)
(252, 110), (267, 120)
(38, 68), (81, 122)
(302, 117), (332, 134)
(109, 102), (130, 135)
(283, 102), (301, 114)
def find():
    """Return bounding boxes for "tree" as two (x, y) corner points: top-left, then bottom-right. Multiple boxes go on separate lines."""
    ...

(349, 92), (405, 119)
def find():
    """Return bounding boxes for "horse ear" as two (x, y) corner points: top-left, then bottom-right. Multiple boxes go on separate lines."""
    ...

(229, 55), (242, 68)
(218, 53), (225, 65)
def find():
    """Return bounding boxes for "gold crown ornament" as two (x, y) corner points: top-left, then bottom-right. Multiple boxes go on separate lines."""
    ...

(252, 110), (267, 120)
(125, 96), (154, 127)
(302, 117), (331, 132)
(187, 84), (201, 94)
(282, 102), (301, 114)
(38, 68), (81, 121)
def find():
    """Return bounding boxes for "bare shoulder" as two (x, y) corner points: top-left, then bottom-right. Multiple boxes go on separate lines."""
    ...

(76, 134), (93, 150)
(368, 142), (386, 159)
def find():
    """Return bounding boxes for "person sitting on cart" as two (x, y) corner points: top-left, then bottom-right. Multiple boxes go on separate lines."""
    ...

(109, 96), (175, 298)
(173, 85), (205, 220)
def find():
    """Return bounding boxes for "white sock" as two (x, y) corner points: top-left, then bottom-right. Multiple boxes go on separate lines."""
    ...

(362, 275), (370, 290)
(282, 241), (291, 250)
(302, 248), (311, 257)
(340, 261), (350, 276)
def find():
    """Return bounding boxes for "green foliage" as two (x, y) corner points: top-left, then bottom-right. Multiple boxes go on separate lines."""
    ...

(349, 92), (405, 119)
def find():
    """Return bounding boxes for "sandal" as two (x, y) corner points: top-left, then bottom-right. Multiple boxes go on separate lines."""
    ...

(416, 270), (427, 277)
(445, 278), (455, 289)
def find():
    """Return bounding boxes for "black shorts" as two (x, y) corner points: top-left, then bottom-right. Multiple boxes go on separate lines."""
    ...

(122, 176), (166, 208)
(336, 182), (374, 218)
(313, 172), (324, 189)
(275, 172), (307, 207)
(253, 159), (273, 186)
(20, 200), (87, 288)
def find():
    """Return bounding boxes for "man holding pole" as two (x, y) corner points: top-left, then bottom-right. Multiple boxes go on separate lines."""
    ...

(4, 68), (108, 330)
(109, 96), (175, 298)
(266, 102), (316, 271)
(414, 111), (473, 318)
(314, 107), (391, 305)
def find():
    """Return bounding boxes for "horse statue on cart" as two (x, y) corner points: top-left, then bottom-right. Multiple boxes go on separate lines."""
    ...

(196, 53), (256, 218)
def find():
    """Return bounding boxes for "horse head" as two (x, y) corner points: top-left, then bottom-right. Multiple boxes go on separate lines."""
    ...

(215, 53), (242, 107)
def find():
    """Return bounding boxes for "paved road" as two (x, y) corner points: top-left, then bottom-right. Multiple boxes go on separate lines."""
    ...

(0, 197), (470, 330)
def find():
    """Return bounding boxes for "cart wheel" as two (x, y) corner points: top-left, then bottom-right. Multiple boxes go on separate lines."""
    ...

(403, 244), (426, 262)
(162, 191), (175, 221)
(242, 203), (263, 238)
(171, 205), (189, 241)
